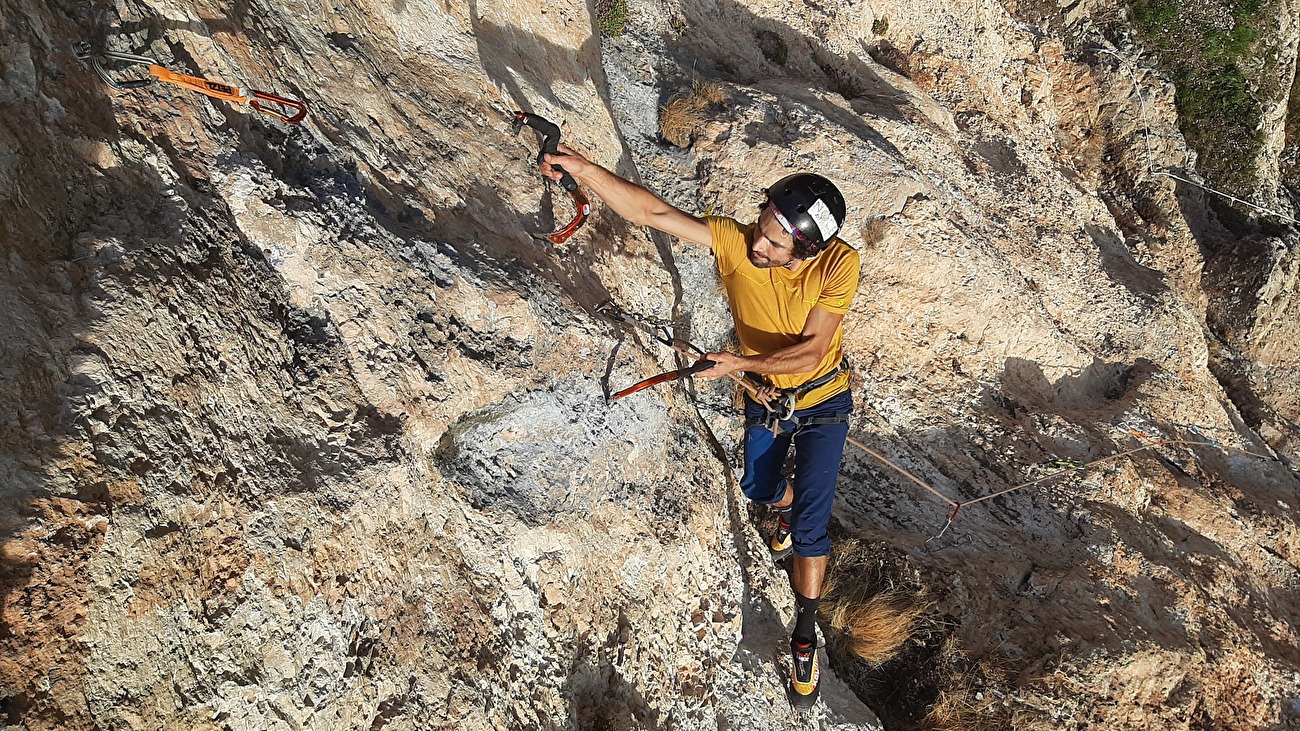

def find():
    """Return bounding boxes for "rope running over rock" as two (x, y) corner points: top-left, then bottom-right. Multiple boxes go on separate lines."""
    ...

(1096, 47), (1299, 227)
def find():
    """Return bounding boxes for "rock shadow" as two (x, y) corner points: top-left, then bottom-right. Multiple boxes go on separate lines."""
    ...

(1169, 177), (1299, 448)
(999, 356), (1158, 427)
(208, 94), (631, 327)
(564, 626), (659, 730)
(1267, 699), (1300, 731)
(468, 0), (597, 117)
(1082, 223), (1169, 301)
(666, 0), (908, 160)
(0, 12), (195, 680)
(88, 3), (270, 47)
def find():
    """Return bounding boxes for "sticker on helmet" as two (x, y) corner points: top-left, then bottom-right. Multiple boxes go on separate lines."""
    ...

(808, 199), (838, 241)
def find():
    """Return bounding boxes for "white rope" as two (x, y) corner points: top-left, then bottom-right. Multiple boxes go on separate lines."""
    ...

(1096, 47), (1300, 227)
(1152, 170), (1299, 225)
(1097, 48), (1159, 173)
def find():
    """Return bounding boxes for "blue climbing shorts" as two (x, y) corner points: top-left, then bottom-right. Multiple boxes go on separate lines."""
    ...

(740, 389), (853, 558)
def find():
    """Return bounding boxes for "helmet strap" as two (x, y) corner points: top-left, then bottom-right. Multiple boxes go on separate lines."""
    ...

(765, 200), (813, 247)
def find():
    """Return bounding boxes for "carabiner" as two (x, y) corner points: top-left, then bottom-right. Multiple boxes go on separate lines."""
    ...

(249, 90), (308, 124)
(538, 186), (590, 245)
(73, 43), (156, 90)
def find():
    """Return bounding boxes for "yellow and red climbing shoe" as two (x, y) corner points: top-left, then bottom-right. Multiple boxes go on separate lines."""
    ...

(769, 512), (793, 560)
(789, 639), (820, 709)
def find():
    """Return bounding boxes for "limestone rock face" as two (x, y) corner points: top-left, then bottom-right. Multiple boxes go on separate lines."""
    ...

(0, 0), (1297, 730)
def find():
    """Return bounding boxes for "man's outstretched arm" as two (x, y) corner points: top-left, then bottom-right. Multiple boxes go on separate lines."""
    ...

(541, 144), (712, 248)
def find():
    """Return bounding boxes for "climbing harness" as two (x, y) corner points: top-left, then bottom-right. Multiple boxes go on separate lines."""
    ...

(512, 111), (592, 244)
(752, 408), (850, 438)
(73, 43), (307, 124)
(594, 300), (848, 433)
(749, 357), (852, 434)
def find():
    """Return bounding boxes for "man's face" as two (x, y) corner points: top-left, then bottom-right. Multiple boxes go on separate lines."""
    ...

(749, 205), (799, 269)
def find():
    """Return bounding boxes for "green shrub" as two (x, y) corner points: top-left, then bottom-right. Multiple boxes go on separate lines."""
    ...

(595, 0), (627, 37)
(1121, 0), (1282, 194)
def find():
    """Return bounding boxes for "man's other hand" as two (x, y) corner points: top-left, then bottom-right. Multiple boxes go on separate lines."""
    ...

(696, 351), (746, 380)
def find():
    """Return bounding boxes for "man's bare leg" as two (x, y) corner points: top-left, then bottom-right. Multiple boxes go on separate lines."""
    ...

(791, 555), (827, 599)
(774, 480), (794, 508)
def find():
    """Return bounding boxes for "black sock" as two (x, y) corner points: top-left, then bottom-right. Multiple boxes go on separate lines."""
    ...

(775, 504), (793, 525)
(793, 592), (819, 645)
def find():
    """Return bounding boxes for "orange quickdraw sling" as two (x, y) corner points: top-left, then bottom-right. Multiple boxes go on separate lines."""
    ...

(74, 43), (307, 124)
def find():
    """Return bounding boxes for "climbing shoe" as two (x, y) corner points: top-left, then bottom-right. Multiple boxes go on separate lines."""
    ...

(769, 511), (793, 560)
(788, 639), (820, 709)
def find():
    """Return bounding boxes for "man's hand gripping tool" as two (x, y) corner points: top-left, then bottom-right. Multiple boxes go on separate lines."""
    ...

(512, 111), (591, 244)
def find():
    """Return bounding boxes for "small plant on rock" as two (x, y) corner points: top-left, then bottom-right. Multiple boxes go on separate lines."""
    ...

(595, 0), (628, 37)
(858, 216), (891, 250)
(658, 82), (726, 148)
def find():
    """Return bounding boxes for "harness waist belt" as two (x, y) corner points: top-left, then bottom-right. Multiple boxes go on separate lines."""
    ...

(745, 357), (853, 436)
(780, 355), (850, 398)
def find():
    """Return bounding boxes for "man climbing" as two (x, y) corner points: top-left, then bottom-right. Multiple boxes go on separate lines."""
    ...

(540, 146), (858, 709)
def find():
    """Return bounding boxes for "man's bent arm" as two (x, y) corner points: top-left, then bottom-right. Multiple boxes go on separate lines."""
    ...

(542, 145), (712, 248)
(701, 307), (846, 379)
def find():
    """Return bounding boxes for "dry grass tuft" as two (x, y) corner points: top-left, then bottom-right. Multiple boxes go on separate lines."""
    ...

(658, 95), (704, 147)
(917, 641), (1008, 731)
(923, 687), (1004, 731)
(659, 82), (726, 148)
(693, 82), (725, 106)
(858, 216), (891, 250)
(822, 587), (927, 666)
(820, 539), (928, 666)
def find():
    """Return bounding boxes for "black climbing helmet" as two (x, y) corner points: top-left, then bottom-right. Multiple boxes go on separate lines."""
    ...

(764, 173), (846, 257)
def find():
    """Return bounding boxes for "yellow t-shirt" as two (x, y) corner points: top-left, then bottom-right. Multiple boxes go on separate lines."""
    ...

(707, 216), (860, 408)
